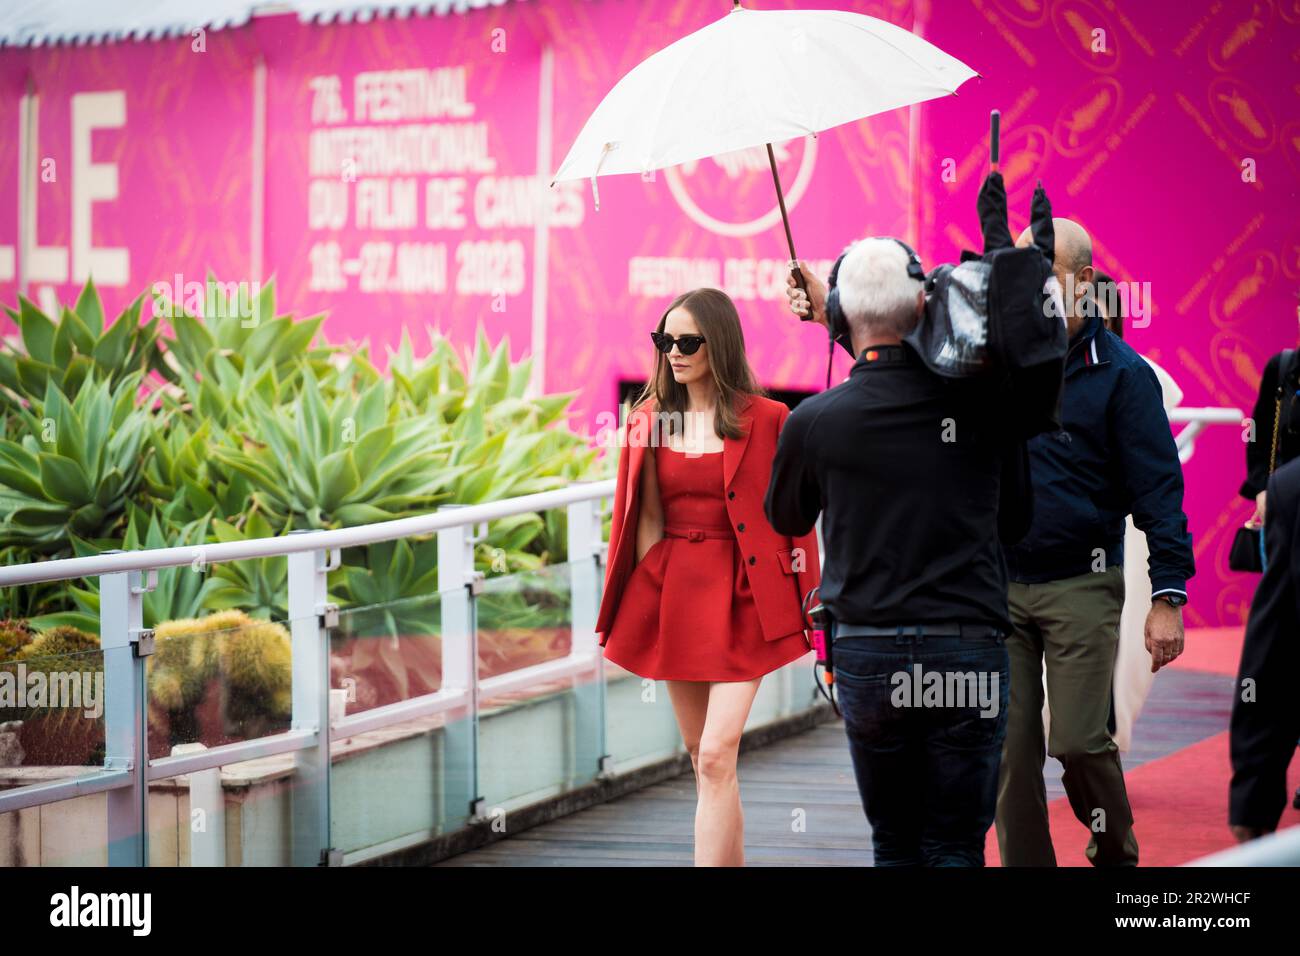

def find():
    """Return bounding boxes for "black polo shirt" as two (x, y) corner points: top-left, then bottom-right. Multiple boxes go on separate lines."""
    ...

(764, 342), (1012, 631)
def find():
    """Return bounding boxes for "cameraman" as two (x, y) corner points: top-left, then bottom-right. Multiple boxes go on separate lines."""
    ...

(764, 235), (1026, 867)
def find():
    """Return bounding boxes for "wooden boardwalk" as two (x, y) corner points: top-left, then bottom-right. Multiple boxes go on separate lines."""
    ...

(436, 668), (1234, 866)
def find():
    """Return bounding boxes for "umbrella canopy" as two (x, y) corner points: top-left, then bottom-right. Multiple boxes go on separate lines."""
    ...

(551, 3), (978, 184)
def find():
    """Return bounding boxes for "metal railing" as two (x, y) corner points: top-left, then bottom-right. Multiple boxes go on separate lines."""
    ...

(1187, 824), (1300, 866)
(0, 404), (1251, 866)
(1170, 406), (1244, 464)
(0, 479), (616, 866)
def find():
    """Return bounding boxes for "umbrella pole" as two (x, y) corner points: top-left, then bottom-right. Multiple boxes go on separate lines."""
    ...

(766, 143), (804, 288)
(764, 141), (806, 303)
(767, 142), (833, 390)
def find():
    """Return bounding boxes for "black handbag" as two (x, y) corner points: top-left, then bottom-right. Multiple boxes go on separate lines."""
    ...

(1229, 352), (1292, 572)
(1229, 521), (1265, 573)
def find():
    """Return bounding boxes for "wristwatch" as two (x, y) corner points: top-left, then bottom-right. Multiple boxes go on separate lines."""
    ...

(1153, 592), (1187, 608)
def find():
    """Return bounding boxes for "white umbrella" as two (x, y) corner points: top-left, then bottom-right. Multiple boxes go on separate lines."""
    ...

(551, 1), (978, 269)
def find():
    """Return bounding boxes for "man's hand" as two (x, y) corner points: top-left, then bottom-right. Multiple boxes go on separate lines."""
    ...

(1145, 598), (1185, 672)
(787, 259), (828, 328)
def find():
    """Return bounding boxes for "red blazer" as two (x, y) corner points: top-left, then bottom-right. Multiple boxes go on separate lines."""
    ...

(595, 393), (821, 648)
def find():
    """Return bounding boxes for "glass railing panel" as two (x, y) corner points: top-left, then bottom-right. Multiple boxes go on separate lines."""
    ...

(328, 593), (473, 861)
(0, 642), (127, 866)
(474, 561), (602, 814)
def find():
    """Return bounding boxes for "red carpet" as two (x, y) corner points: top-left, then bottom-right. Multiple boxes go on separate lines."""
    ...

(990, 734), (1300, 867)
(1168, 625), (1247, 678)
(989, 627), (1300, 866)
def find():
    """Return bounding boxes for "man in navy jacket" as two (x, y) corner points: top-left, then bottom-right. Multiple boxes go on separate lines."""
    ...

(995, 219), (1196, 867)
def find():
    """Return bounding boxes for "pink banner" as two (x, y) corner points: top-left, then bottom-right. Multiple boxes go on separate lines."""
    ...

(1, 0), (1298, 627)
(918, 0), (1300, 628)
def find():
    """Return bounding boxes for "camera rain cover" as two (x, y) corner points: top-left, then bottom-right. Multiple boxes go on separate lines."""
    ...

(904, 259), (994, 378)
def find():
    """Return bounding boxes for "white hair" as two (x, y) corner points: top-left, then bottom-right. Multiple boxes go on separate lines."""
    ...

(835, 237), (923, 337)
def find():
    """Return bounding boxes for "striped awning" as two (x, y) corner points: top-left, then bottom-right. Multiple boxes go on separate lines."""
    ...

(295, 0), (515, 25)
(0, 0), (519, 48)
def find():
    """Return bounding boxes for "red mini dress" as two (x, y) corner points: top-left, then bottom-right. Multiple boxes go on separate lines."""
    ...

(602, 445), (811, 682)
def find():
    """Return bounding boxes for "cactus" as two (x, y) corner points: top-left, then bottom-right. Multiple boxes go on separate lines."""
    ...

(8, 625), (103, 765)
(148, 610), (291, 746)
(218, 614), (292, 735)
(0, 620), (36, 726)
(15, 625), (100, 665)
(0, 618), (36, 663)
(149, 613), (226, 714)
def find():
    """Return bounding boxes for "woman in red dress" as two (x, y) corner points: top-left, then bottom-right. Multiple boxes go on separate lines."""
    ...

(595, 288), (821, 866)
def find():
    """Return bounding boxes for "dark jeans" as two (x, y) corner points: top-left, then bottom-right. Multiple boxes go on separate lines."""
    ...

(831, 622), (1010, 866)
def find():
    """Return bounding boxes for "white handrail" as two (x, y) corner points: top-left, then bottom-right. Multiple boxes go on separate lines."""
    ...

(0, 478), (617, 587)
(0, 476), (623, 858)
(1169, 406), (1242, 464)
(1168, 406), (1243, 425)
(0, 409), (1242, 591)
(1186, 825), (1300, 866)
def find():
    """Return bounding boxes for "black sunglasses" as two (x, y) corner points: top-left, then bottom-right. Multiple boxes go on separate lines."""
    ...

(650, 331), (707, 355)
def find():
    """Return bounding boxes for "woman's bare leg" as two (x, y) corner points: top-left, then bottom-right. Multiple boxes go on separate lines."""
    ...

(694, 678), (762, 866)
(666, 680), (711, 786)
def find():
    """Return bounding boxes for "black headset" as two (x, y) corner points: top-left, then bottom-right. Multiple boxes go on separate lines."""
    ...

(821, 237), (926, 388)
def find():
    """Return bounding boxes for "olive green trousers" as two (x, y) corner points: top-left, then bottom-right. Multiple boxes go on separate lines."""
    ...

(994, 565), (1139, 866)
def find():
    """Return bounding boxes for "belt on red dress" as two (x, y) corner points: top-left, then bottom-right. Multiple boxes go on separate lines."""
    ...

(663, 525), (733, 542)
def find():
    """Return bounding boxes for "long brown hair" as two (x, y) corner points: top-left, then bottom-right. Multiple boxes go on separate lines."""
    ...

(630, 288), (764, 440)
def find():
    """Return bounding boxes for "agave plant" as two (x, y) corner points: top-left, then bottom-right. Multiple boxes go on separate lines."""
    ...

(335, 537), (439, 611)
(200, 512), (293, 621)
(402, 327), (597, 505)
(0, 552), (73, 623)
(0, 282), (168, 414)
(28, 507), (220, 633)
(0, 277), (609, 636)
(0, 372), (153, 552)
(139, 411), (257, 527)
(212, 372), (467, 529)
(145, 279), (339, 528)
(159, 276), (336, 425)
(384, 327), (466, 416)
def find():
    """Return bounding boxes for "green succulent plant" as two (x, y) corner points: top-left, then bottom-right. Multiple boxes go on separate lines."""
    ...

(139, 413), (252, 526)
(214, 372), (470, 530)
(29, 507), (221, 634)
(201, 511), (292, 621)
(0, 281), (169, 414)
(0, 372), (153, 551)
(0, 277), (607, 638)
(159, 277), (335, 427)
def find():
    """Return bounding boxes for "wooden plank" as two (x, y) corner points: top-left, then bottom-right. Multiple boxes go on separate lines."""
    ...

(436, 668), (1230, 866)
